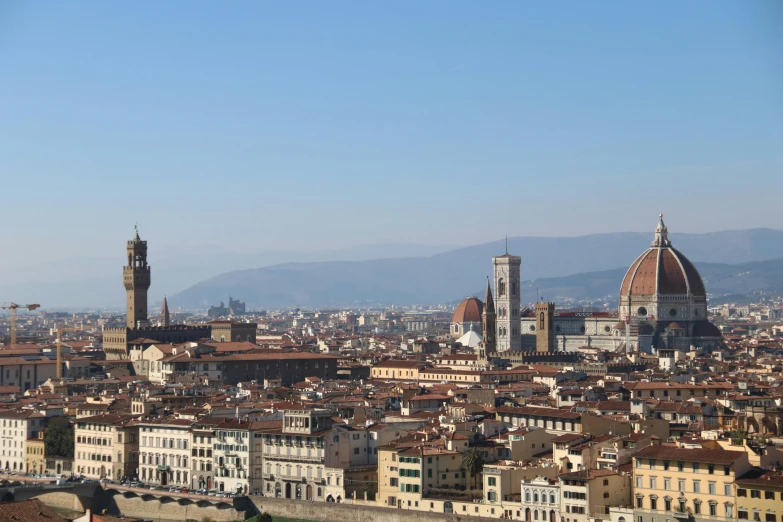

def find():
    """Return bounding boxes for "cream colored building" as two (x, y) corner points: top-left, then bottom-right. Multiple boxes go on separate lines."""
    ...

(74, 414), (138, 481)
(25, 432), (46, 475)
(0, 409), (47, 473)
(734, 472), (783, 522)
(190, 423), (215, 491)
(138, 418), (193, 486)
(559, 469), (631, 522)
(261, 409), (380, 502)
(632, 445), (750, 522)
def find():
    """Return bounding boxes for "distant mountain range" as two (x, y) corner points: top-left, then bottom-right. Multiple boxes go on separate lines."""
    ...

(170, 229), (783, 310)
(0, 242), (458, 309)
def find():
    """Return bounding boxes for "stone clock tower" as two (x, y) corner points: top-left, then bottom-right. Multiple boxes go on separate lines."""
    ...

(493, 250), (522, 352)
(124, 226), (151, 328)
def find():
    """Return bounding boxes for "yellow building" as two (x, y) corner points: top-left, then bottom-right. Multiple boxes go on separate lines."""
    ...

(74, 414), (139, 481)
(25, 432), (45, 475)
(734, 471), (783, 522)
(377, 436), (470, 510)
(370, 360), (424, 381)
(632, 445), (750, 522)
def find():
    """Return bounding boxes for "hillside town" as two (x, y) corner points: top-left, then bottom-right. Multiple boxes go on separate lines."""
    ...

(2, 221), (783, 522)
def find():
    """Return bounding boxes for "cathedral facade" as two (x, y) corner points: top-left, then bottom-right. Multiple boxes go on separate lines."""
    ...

(457, 216), (724, 357)
(515, 216), (722, 353)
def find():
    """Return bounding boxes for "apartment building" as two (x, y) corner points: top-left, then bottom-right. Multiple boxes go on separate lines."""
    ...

(0, 409), (47, 473)
(74, 414), (138, 481)
(520, 476), (561, 522)
(261, 409), (376, 502)
(213, 420), (255, 494)
(735, 471), (783, 522)
(377, 436), (470, 510)
(560, 469), (631, 522)
(625, 382), (733, 401)
(138, 418), (193, 486)
(25, 431), (45, 474)
(632, 446), (751, 522)
(190, 422), (216, 490)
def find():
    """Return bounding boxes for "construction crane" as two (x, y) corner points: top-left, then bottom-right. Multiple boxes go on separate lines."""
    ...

(1, 302), (41, 346)
(55, 324), (84, 379)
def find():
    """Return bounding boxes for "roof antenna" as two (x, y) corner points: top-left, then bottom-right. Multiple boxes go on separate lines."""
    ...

(505, 235), (508, 255)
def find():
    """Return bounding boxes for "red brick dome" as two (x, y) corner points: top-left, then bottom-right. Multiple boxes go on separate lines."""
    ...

(620, 216), (706, 298)
(452, 297), (484, 324)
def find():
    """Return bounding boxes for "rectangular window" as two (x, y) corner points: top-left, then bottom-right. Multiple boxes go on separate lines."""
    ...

(726, 484), (732, 496)
(664, 478), (671, 490)
(751, 490), (761, 498)
(766, 514), (776, 522)
(708, 482), (716, 495)
(650, 477), (657, 489)
(637, 497), (643, 509)
(709, 504), (716, 517)
(678, 480), (685, 493)
(737, 489), (747, 497)
(488, 477), (497, 486)
(693, 480), (700, 493)
(738, 511), (748, 520)
(765, 491), (775, 500)
(637, 476), (643, 488)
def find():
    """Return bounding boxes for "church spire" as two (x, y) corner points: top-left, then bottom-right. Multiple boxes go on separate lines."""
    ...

(652, 213), (671, 247)
(160, 296), (170, 327)
(484, 277), (495, 314)
(481, 277), (496, 357)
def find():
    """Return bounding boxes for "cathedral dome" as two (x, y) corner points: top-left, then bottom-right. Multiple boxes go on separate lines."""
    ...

(452, 297), (484, 324)
(620, 215), (706, 298)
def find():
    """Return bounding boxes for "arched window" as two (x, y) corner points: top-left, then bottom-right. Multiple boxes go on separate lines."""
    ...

(511, 282), (517, 296)
(498, 278), (506, 297)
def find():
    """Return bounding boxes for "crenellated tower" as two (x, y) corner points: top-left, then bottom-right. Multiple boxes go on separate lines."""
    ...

(535, 301), (556, 352)
(124, 225), (151, 328)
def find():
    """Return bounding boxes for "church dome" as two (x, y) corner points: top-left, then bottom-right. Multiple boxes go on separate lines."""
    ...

(620, 215), (706, 298)
(452, 297), (484, 324)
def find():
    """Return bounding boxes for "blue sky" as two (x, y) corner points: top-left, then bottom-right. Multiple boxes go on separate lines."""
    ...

(1, 1), (781, 261)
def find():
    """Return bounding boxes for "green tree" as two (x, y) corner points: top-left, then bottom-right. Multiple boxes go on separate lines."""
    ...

(44, 419), (74, 459)
(461, 447), (485, 490)
(361, 480), (377, 500)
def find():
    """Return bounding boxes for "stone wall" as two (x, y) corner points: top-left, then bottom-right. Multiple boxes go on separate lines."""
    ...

(32, 491), (93, 512)
(107, 493), (246, 522)
(250, 496), (502, 522)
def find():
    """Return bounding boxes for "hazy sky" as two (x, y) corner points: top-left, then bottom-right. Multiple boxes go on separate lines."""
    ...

(1, 1), (782, 262)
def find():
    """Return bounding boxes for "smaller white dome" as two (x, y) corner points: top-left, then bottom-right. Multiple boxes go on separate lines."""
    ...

(456, 330), (483, 348)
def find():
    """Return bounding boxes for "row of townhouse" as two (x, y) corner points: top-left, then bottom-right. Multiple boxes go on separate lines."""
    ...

(73, 409), (405, 496)
(372, 422), (783, 522)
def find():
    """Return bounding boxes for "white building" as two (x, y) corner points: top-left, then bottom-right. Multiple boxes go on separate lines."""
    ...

(0, 409), (46, 473)
(138, 418), (194, 487)
(212, 420), (255, 495)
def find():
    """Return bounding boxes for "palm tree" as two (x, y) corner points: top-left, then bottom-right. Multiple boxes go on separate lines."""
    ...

(461, 448), (485, 490)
